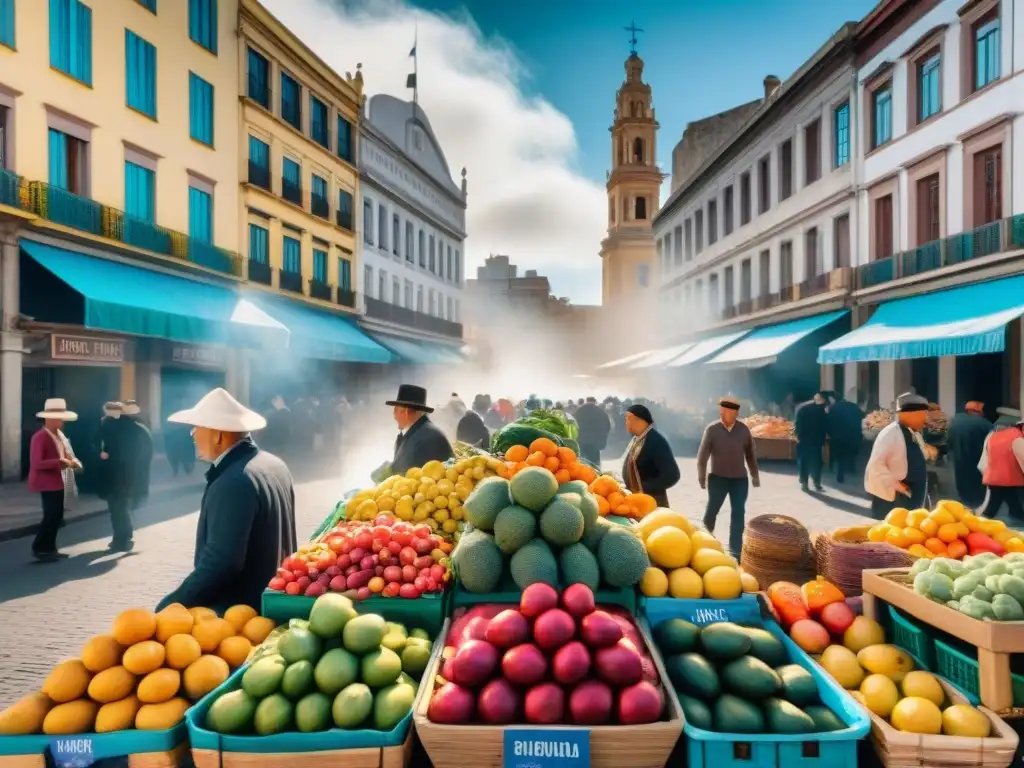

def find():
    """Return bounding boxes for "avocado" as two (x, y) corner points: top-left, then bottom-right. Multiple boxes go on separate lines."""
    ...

(721, 655), (781, 699)
(314, 648), (360, 695)
(677, 693), (714, 731)
(699, 622), (752, 661)
(280, 660), (315, 700)
(342, 614), (388, 654)
(294, 692), (332, 733)
(665, 653), (720, 701)
(205, 689), (257, 734)
(278, 626), (324, 664)
(361, 647), (403, 688)
(713, 694), (765, 734)
(775, 664), (819, 707)
(253, 693), (294, 735)
(764, 697), (816, 734)
(332, 683), (373, 729)
(374, 681), (417, 730)
(806, 705), (846, 732)
(654, 618), (701, 655)
(744, 627), (789, 667)
(241, 655), (286, 698)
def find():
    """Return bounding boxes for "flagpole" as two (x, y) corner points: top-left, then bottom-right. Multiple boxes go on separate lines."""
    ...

(413, 20), (419, 109)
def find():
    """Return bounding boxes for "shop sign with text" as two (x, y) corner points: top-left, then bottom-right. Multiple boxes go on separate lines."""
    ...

(170, 345), (226, 368)
(50, 335), (125, 363)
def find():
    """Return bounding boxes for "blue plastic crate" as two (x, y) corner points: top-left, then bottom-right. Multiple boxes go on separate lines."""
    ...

(642, 594), (764, 628)
(0, 722), (186, 761)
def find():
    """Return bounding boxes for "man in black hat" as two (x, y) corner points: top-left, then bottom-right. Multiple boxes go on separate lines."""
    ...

(387, 385), (454, 475)
(795, 392), (828, 492)
(622, 404), (679, 507)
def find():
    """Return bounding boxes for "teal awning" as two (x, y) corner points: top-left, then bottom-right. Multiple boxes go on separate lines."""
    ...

(371, 333), (464, 365)
(667, 330), (748, 367)
(595, 349), (656, 370)
(22, 240), (288, 348)
(818, 277), (1024, 364)
(254, 296), (391, 363)
(708, 310), (848, 369)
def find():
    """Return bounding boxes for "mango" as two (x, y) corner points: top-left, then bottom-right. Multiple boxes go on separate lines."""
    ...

(857, 644), (913, 682)
(42, 660), (91, 703)
(88, 666), (137, 704)
(42, 700), (99, 735)
(95, 696), (142, 733)
(0, 693), (54, 734)
(81, 635), (123, 673)
(136, 697), (190, 730)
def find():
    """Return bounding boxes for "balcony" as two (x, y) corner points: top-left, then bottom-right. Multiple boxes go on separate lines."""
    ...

(32, 182), (103, 235)
(113, 212), (172, 254)
(282, 179), (302, 207)
(364, 295), (463, 339)
(337, 288), (356, 308)
(311, 194), (329, 220)
(186, 238), (240, 276)
(0, 168), (23, 208)
(247, 76), (271, 111)
(248, 161), (271, 191)
(309, 278), (332, 301)
(857, 216), (1024, 290)
(336, 208), (353, 231)
(249, 259), (272, 285)
(279, 269), (303, 294)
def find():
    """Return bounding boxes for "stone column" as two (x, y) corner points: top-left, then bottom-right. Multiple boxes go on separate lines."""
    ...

(879, 360), (897, 411)
(938, 356), (956, 416)
(0, 229), (22, 481)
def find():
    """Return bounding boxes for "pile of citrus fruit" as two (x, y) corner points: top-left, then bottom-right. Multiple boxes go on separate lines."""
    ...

(500, 438), (598, 485)
(867, 500), (1024, 559)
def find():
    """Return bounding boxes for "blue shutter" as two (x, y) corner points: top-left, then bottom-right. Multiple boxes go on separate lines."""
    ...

(49, 0), (69, 73)
(124, 161), (155, 222)
(188, 0), (217, 53)
(0, 0), (15, 48)
(283, 157), (300, 185)
(248, 223), (268, 264)
(975, 20), (1000, 89)
(338, 258), (351, 289)
(834, 103), (849, 167)
(312, 175), (327, 200)
(125, 30), (156, 118)
(248, 136), (269, 166)
(188, 187), (212, 242)
(138, 0), (157, 13)
(247, 47), (269, 106)
(48, 129), (69, 189)
(336, 116), (352, 161)
(313, 249), (327, 282)
(311, 96), (328, 147)
(189, 72), (214, 145)
(281, 72), (300, 129)
(72, 0), (91, 84)
(283, 236), (301, 273)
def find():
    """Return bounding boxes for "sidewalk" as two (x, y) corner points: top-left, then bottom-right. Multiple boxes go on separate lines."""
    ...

(0, 458), (206, 541)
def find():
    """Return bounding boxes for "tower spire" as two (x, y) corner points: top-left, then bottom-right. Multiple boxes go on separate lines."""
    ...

(624, 21), (643, 55)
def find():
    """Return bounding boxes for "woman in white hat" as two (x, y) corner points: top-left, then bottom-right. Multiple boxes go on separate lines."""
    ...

(28, 398), (82, 562)
(155, 388), (297, 613)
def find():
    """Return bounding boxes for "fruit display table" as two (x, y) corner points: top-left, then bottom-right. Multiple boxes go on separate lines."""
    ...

(861, 568), (1024, 712)
(753, 436), (797, 462)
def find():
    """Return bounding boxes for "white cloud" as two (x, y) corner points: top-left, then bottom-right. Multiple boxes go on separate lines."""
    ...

(260, 0), (608, 305)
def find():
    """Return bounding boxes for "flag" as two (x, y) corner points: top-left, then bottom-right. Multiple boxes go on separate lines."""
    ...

(409, 45), (416, 57)
(406, 73), (417, 89)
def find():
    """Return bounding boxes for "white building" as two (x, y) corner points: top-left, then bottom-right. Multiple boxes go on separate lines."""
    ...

(357, 94), (467, 356)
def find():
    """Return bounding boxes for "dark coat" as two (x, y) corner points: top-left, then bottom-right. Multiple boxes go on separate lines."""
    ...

(125, 418), (154, 502)
(98, 418), (135, 500)
(827, 400), (864, 445)
(393, 416), (453, 475)
(948, 412), (991, 506)
(263, 407), (292, 454)
(796, 402), (829, 447)
(456, 411), (490, 449)
(621, 427), (680, 508)
(156, 438), (297, 613)
(575, 403), (612, 451)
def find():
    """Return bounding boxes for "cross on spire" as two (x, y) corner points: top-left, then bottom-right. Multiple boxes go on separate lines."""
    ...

(624, 21), (643, 55)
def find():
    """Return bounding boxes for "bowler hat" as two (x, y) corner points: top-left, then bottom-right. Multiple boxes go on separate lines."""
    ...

(386, 384), (434, 413)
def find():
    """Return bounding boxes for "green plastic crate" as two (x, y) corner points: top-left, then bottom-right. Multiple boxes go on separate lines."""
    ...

(934, 638), (1024, 707)
(451, 575), (637, 614)
(260, 589), (449, 636)
(886, 604), (935, 670)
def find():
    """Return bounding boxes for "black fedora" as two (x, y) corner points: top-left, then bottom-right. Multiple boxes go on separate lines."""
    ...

(386, 384), (433, 413)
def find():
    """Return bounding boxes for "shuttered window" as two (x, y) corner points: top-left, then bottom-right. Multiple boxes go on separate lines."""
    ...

(189, 0), (217, 54)
(282, 235), (301, 274)
(125, 30), (157, 118)
(0, 0), (15, 49)
(248, 223), (268, 264)
(188, 186), (212, 243)
(50, 0), (92, 85)
(189, 72), (214, 145)
(125, 161), (155, 222)
(313, 249), (328, 282)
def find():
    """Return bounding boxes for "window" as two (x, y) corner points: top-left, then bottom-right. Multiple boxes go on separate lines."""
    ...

(282, 235), (300, 274)
(418, 231), (425, 267)
(363, 200), (373, 244)
(405, 221), (413, 261)
(310, 95), (329, 148)
(828, 110), (848, 173)
(635, 197), (647, 220)
(188, 0), (217, 54)
(189, 72), (214, 146)
(311, 174), (328, 217)
(313, 248), (327, 282)
(673, 224), (683, 264)
(723, 187), (734, 234)
(429, 235), (436, 272)
(874, 195), (894, 259)
(632, 137), (644, 164)
(707, 200), (718, 245)
(834, 214), (851, 269)
(974, 16), (1000, 91)
(684, 219), (692, 260)
(188, 186), (212, 242)
(337, 116), (353, 162)
(338, 257), (351, 290)
(47, 128), (87, 194)
(636, 264), (649, 288)
(446, 245), (453, 279)
(404, 280), (413, 308)
(248, 223), (268, 263)
(758, 155), (770, 214)
(280, 72), (301, 131)
(137, 0), (156, 12)
(282, 157), (301, 205)
(723, 266), (734, 309)
(780, 139), (793, 198)
(740, 259), (752, 303)
(124, 161), (155, 222)
(739, 172), (751, 225)
(247, 47), (270, 109)
(780, 241), (793, 288)
(379, 272), (386, 303)
(804, 119), (821, 184)
(1, 0), (15, 49)
(337, 189), (353, 230)
(758, 250), (770, 296)
(872, 85), (892, 149)
(378, 203), (387, 249)
(974, 146), (1002, 225)
(437, 240), (445, 278)
(454, 250), (461, 284)
(0, 106), (9, 169)
(125, 31), (156, 118)
(916, 174), (940, 244)
(416, 285), (423, 312)
(49, 0), (92, 85)
(708, 274), (719, 314)
(804, 228), (819, 280)
(694, 210), (704, 253)
(918, 54), (941, 123)
(364, 265), (373, 298)
(392, 278), (400, 305)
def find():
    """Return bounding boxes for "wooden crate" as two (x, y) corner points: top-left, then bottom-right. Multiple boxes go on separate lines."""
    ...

(753, 436), (796, 461)
(191, 730), (413, 768)
(413, 617), (683, 768)
(862, 569), (1024, 712)
(867, 677), (1019, 767)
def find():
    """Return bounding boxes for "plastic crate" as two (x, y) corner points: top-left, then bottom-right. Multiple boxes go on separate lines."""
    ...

(934, 638), (1024, 707)
(886, 604), (935, 670)
(642, 594), (764, 628)
(260, 589), (448, 636)
(0, 722), (187, 763)
(451, 576), (636, 614)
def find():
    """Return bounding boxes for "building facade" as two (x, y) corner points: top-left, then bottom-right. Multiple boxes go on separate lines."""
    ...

(357, 94), (466, 354)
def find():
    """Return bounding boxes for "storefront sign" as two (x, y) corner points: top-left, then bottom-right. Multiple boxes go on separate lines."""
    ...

(50, 334), (125, 363)
(503, 728), (589, 768)
(170, 344), (226, 368)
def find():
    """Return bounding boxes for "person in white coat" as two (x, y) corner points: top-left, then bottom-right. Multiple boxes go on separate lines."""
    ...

(864, 393), (930, 518)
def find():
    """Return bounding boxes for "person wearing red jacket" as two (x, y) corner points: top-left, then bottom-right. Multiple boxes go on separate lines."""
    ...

(28, 398), (82, 562)
(978, 410), (1024, 520)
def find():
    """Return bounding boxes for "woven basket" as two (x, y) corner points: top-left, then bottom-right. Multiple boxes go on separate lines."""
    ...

(814, 526), (915, 597)
(740, 514), (817, 587)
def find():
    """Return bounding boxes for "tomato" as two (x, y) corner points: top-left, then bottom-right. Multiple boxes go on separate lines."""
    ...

(289, 561), (309, 576)
(383, 582), (401, 597)
(383, 565), (403, 583)
(314, 555), (335, 571)
(414, 576), (429, 592)
(392, 531), (412, 547)
(326, 535), (346, 554)
(340, 538), (354, 554)
(355, 532), (374, 549)
(430, 564), (446, 582)
(399, 583), (422, 599)
(268, 577), (286, 590)
(402, 565), (418, 583)
(372, 525), (392, 542)
(371, 539), (384, 553)
(399, 547), (417, 566)
(387, 540), (403, 555)
(413, 524), (432, 539)
(276, 569), (295, 583)
(378, 550), (392, 565)
(285, 581), (301, 595)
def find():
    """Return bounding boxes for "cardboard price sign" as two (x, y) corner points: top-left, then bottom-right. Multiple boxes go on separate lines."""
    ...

(503, 727), (590, 768)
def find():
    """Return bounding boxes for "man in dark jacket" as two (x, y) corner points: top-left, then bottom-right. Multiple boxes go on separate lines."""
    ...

(621, 404), (680, 508)
(156, 388), (296, 613)
(575, 397), (612, 466)
(388, 385), (454, 475)
(795, 393), (829, 492)
(827, 390), (864, 483)
(263, 396), (292, 456)
(456, 409), (490, 449)
(948, 401), (992, 507)
(98, 401), (136, 552)
(121, 400), (153, 510)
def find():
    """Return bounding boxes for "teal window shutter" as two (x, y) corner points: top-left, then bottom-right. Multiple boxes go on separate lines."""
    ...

(124, 161), (155, 222)
(48, 129), (69, 189)
(919, 54), (941, 121)
(975, 19), (1000, 90)
(248, 223), (268, 264)
(338, 258), (351, 290)
(833, 103), (849, 167)
(125, 30), (157, 118)
(337, 189), (352, 229)
(281, 72), (301, 129)
(0, 0), (15, 49)
(189, 72), (214, 145)
(311, 96), (329, 148)
(311, 174), (327, 200)
(188, 0), (217, 54)
(138, 0), (156, 12)
(313, 249), (327, 282)
(282, 235), (301, 273)
(50, 0), (91, 84)
(246, 47), (269, 108)
(248, 136), (269, 166)
(336, 115), (352, 161)
(188, 186), (212, 242)
(283, 157), (300, 185)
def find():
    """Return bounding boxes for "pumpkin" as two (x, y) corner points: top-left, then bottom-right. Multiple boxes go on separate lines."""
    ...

(767, 581), (809, 628)
(801, 576), (845, 614)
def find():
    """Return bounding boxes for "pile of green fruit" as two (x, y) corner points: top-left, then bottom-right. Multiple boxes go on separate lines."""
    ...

(452, 470), (650, 594)
(911, 553), (1024, 621)
(654, 619), (847, 735)
(203, 594), (433, 735)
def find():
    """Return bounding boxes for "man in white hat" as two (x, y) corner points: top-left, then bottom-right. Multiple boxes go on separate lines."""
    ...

(28, 398), (81, 561)
(156, 388), (297, 613)
(864, 392), (930, 517)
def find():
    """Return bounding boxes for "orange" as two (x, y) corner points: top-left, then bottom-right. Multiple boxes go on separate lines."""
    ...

(596, 495), (610, 515)
(919, 518), (939, 537)
(495, 463), (510, 479)
(514, 461), (528, 473)
(526, 451), (546, 467)
(528, 437), (559, 457)
(556, 446), (577, 464)
(867, 525), (889, 543)
(902, 527), (927, 545)
(607, 491), (625, 510)
(906, 509), (930, 528)
(505, 444), (529, 463)
(554, 469), (571, 484)
(885, 528), (909, 548)
(937, 523), (960, 544)
(567, 461), (582, 480)
(543, 456), (561, 473)
(946, 539), (967, 559)
(577, 465), (597, 484)
(924, 537), (947, 555)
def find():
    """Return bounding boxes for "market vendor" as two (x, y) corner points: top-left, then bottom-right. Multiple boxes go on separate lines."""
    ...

(948, 401), (992, 507)
(977, 408), (1024, 520)
(388, 384), (454, 476)
(864, 392), (929, 518)
(156, 388), (297, 613)
(621, 404), (680, 508)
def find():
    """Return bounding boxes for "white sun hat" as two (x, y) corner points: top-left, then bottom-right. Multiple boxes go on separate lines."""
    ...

(122, 399), (141, 416)
(167, 388), (267, 432)
(36, 398), (78, 421)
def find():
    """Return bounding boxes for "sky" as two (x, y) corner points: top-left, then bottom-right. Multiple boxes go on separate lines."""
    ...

(264, 0), (877, 305)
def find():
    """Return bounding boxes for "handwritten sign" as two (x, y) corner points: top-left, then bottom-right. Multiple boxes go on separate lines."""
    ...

(49, 737), (95, 768)
(643, 595), (763, 629)
(50, 334), (125, 363)
(503, 728), (589, 768)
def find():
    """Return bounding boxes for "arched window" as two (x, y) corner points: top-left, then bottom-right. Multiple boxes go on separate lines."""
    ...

(608, 198), (615, 224)
(633, 137), (645, 164)
(618, 142), (625, 166)
(635, 196), (647, 220)
(622, 197), (630, 220)
(631, 101), (643, 118)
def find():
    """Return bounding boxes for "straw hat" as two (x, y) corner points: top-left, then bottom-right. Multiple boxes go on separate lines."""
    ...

(36, 398), (78, 421)
(167, 388), (266, 432)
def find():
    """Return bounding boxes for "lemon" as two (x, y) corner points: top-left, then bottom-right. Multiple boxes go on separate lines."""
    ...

(885, 508), (909, 527)
(690, 530), (724, 553)
(442, 519), (458, 534)
(639, 567), (669, 597)
(645, 527), (692, 569)
(740, 571), (759, 592)
(900, 671), (944, 707)
(376, 495), (396, 512)
(634, 510), (695, 541)
(690, 548), (736, 575)
(859, 674), (900, 718)
(434, 495), (449, 510)
(395, 498), (414, 521)
(941, 704), (990, 737)
(890, 696), (942, 734)
(667, 567), (703, 598)
(703, 565), (742, 599)
(406, 467), (423, 480)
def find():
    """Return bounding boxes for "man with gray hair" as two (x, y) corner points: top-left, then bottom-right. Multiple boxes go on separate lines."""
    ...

(864, 392), (930, 517)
